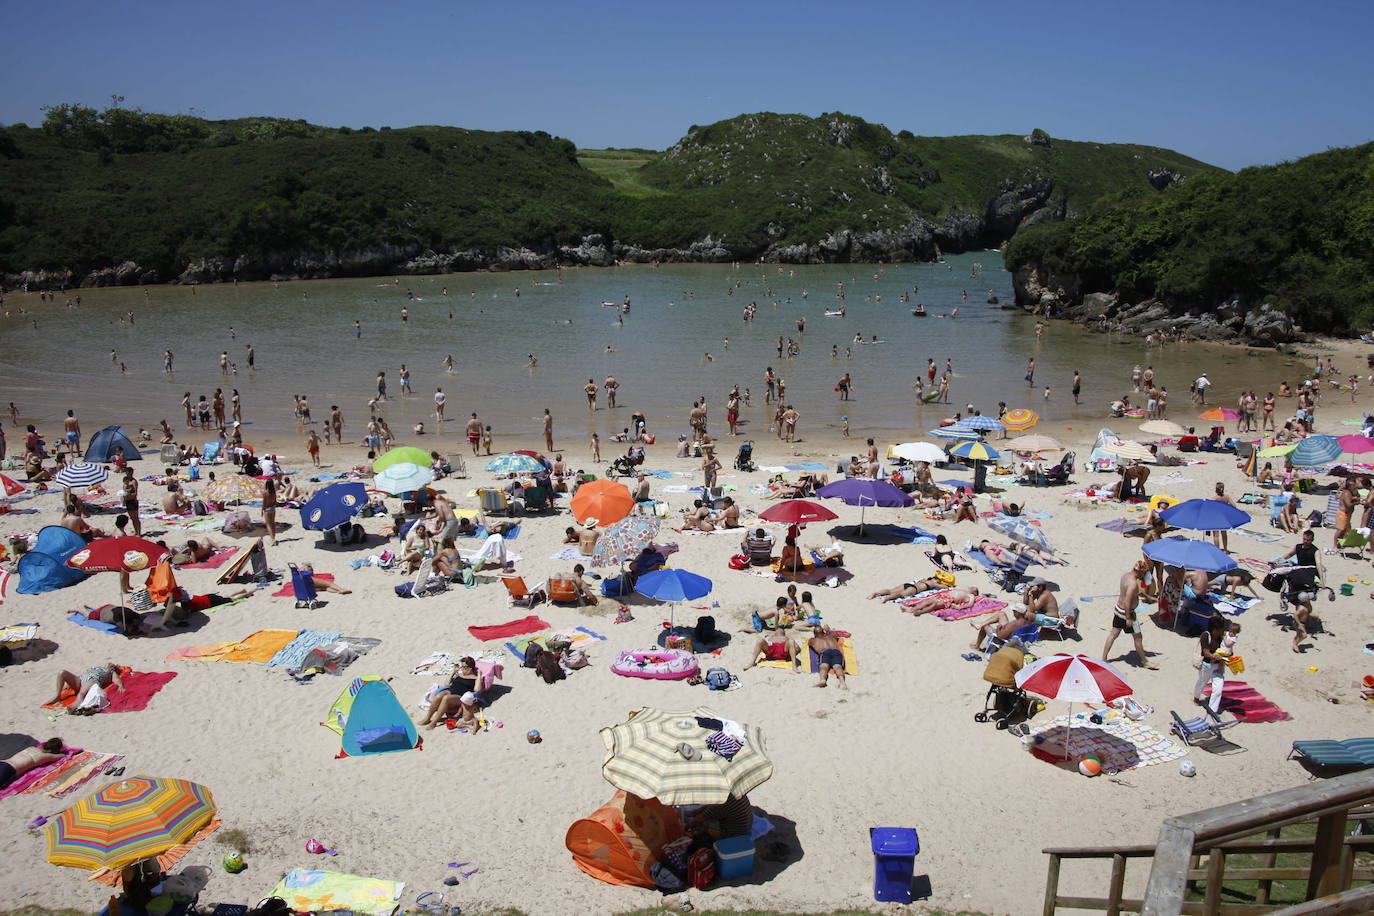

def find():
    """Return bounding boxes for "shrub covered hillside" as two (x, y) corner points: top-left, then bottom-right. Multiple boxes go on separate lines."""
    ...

(1004, 143), (1374, 334)
(0, 104), (1221, 283)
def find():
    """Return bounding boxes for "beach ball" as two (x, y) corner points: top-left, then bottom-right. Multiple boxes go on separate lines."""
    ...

(222, 851), (246, 873)
(1078, 756), (1103, 777)
(1179, 760), (1197, 777)
(526, 729), (542, 744)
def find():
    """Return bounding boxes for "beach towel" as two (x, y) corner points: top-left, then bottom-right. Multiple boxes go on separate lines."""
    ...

(873, 524), (939, 544)
(1029, 716), (1187, 771)
(179, 547), (237, 569)
(266, 630), (343, 668)
(1203, 680), (1293, 722)
(932, 597), (1008, 620)
(166, 629), (300, 663)
(808, 637), (859, 675)
(269, 869), (404, 916)
(0, 747), (86, 802)
(468, 615), (549, 641)
(89, 819), (220, 886)
(272, 575), (332, 597)
(1096, 518), (1147, 535)
(548, 547), (582, 561)
(1235, 527), (1285, 543)
(1202, 594), (1262, 615)
(42, 752), (127, 798)
(43, 668), (177, 713)
(0, 571), (12, 608)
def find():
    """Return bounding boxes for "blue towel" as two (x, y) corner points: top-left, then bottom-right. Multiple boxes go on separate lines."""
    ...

(66, 612), (119, 634)
(308, 473), (346, 482)
(502, 525), (521, 541)
(575, 626), (608, 640)
(875, 524), (939, 544)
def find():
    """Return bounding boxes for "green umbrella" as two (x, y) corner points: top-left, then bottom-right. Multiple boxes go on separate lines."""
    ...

(372, 446), (432, 473)
(601, 706), (773, 805)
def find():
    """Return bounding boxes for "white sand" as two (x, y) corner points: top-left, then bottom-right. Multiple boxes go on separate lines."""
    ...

(3, 337), (1373, 915)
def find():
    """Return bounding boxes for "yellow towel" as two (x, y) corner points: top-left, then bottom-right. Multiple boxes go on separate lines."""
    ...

(221, 629), (301, 663)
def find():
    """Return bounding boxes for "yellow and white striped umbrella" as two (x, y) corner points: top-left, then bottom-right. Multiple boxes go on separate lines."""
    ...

(601, 707), (773, 805)
(1138, 420), (1186, 439)
(1006, 434), (1063, 452)
(1103, 439), (1155, 463)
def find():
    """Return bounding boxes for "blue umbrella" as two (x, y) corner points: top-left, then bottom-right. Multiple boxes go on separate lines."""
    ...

(987, 515), (1054, 554)
(948, 439), (1001, 462)
(928, 425), (981, 440)
(960, 415), (1005, 432)
(1290, 435), (1342, 467)
(300, 481), (368, 531)
(1159, 498), (1250, 531)
(816, 478), (914, 535)
(485, 453), (545, 475)
(1142, 537), (1237, 573)
(635, 568), (713, 628)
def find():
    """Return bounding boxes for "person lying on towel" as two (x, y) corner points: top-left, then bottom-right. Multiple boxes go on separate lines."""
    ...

(903, 587), (981, 617)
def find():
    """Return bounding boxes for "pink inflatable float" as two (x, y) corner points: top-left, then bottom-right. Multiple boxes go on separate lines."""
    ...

(610, 649), (699, 680)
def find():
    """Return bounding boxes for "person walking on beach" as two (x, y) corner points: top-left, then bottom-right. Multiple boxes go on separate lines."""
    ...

(543, 409), (554, 451)
(62, 410), (81, 457)
(1103, 561), (1158, 669)
(466, 413), (482, 456)
(1193, 616), (1228, 713)
(330, 406), (344, 444)
(837, 373), (852, 401)
(376, 371), (387, 402)
(306, 429), (321, 467)
(231, 390), (242, 424)
(1025, 358), (1035, 388)
(590, 432), (601, 462)
(399, 364), (412, 396)
(782, 405), (799, 443)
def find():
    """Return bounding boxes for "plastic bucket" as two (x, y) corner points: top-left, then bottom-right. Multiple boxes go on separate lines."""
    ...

(713, 835), (755, 879)
(1226, 655), (1245, 674)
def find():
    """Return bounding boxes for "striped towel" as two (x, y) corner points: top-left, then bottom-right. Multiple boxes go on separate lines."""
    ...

(266, 630), (343, 668)
(46, 753), (126, 798)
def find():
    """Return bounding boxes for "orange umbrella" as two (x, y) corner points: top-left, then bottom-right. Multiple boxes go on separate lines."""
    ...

(1199, 408), (1241, 422)
(1001, 408), (1039, 431)
(570, 479), (634, 526)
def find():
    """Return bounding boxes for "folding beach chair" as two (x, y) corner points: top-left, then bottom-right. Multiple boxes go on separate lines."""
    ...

(1171, 708), (1240, 746)
(522, 485), (552, 513)
(983, 623), (1040, 657)
(479, 488), (513, 517)
(546, 576), (582, 605)
(287, 563), (320, 609)
(500, 575), (544, 609)
(1338, 529), (1370, 559)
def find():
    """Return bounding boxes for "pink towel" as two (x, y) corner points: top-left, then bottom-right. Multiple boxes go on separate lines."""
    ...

(933, 598), (1008, 621)
(180, 548), (236, 570)
(1204, 680), (1292, 723)
(468, 616), (550, 641)
(272, 574), (332, 597)
(0, 747), (83, 801)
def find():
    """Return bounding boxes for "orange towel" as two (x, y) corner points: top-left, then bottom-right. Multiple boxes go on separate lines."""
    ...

(145, 559), (178, 605)
(167, 629), (300, 663)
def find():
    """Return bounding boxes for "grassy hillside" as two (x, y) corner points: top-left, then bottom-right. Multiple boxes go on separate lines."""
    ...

(0, 104), (1221, 281)
(1004, 142), (1374, 333)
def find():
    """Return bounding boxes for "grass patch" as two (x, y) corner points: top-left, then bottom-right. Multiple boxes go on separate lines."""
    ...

(214, 826), (256, 854)
(1185, 820), (1374, 908)
(579, 148), (666, 198)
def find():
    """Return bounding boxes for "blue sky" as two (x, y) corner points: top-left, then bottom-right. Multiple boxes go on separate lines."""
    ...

(4, 0), (1371, 170)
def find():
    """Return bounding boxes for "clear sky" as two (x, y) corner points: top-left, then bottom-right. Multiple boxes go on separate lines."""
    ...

(5, 0), (1371, 170)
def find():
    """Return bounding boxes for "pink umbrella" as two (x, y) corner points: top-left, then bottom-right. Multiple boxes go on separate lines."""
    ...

(1337, 434), (1374, 456)
(1015, 654), (1132, 760)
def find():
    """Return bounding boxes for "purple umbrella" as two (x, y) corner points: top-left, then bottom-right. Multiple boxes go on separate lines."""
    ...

(815, 478), (915, 536)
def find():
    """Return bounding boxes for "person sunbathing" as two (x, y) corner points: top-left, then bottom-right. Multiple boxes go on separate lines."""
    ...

(743, 633), (802, 672)
(951, 490), (978, 523)
(904, 586), (981, 616)
(867, 575), (950, 603)
(171, 538), (218, 565)
(296, 563), (352, 594)
(739, 597), (788, 633)
(277, 476), (303, 503)
(418, 656), (483, 731)
(777, 536), (803, 570)
(682, 499), (715, 530)
(979, 538), (1059, 566)
(46, 663), (123, 710)
(809, 627), (847, 689)
(0, 739), (66, 789)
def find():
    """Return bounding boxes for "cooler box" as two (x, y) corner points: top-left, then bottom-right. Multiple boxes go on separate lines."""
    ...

(714, 835), (755, 879)
(871, 826), (919, 902)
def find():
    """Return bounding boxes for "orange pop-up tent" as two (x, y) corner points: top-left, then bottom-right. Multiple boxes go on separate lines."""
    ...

(565, 790), (683, 887)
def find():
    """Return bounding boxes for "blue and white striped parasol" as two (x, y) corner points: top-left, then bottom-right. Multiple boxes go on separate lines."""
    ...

(53, 462), (110, 489)
(928, 425), (981, 440)
(959, 415), (1005, 432)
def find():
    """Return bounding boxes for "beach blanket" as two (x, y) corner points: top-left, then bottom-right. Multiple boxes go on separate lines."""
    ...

(808, 637), (859, 675)
(167, 629), (301, 663)
(179, 547), (237, 569)
(266, 630), (343, 668)
(1202, 594), (1262, 615)
(89, 819), (220, 886)
(0, 622), (37, 646)
(1203, 680), (1293, 722)
(272, 575), (333, 597)
(468, 615), (549, 641)
(43, 668), (177, 713)
(0, 747), (87, 802)
(1095, 518), (1146, 534)
(42, 752), (127, 798)
(270, 869), (404, 916)
(1235, 527), (1285, 543)
(548, 547), (582, 561)
(66, 610), (120, 635)
(872, 524), (939, 544)
(1029, 716), (1188, 770)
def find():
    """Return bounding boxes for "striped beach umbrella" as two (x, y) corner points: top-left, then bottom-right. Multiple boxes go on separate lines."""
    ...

(1102, 439), (1155, 463)
(591, 514), (661, 568)
(46, 776), (216, 871)
(484, 453), (545, 475)
(960, 415), (1005, 432)
(372, 446), (432, 473)
(988, 514), (1054, 554)
(1290, 435), (1342, 467)
(1007, 434), (1063, 452)
(1000, 408), (1040, 431)
(371, 462), (434, 496)
(203, 475), (265, 503)
(927, 425), (981, 440)
(53, 462), (109, 489)
(601, 707), (773, 805)
(1015, 654), (1131, 761)
(1138, 420), (1186, 438)
(948, 439), (1000, 462)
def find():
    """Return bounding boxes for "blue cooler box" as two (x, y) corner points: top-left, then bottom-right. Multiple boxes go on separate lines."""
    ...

(714, 835), (756, 879)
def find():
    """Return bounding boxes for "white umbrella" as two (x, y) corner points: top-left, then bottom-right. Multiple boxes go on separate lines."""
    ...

(53, 462), (109, 489)
(890, 442), (946, 464)
(1102, 440), (1155, 463)
(371, 461), (435, 495)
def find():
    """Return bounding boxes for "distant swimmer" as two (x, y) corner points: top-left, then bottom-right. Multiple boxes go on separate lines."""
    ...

(444, 355), (455, 372)
(354, 321), (362, 338)
(526, 354), (538, 367)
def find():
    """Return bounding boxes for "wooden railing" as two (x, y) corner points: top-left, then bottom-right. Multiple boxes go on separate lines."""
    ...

(1041, 769), (1374, 915)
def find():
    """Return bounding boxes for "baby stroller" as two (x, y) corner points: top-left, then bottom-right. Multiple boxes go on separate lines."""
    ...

(1263, 565), (1335, 615)
(607, 446), (645, 479)
(734, 440), (757, 473)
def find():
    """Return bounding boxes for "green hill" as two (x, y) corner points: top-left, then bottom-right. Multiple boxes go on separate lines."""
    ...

(1004, 142), (1374, 334)
(0, 104), (1222, 284)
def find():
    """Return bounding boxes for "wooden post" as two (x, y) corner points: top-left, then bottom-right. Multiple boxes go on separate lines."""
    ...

(1257, 825), (1282, 905)
(1308, 811), (1346, 900)
(1106, 853), (1127, 916)
(1143, 821), (1196, 916)
(1202, 849), (1226, 914)
(1043, 852), (1062, 916)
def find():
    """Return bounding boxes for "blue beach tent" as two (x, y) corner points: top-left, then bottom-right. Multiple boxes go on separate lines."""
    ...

(16, 526), (90, 594)
(322, 675), (420, 757)
(85, 426), (141, 463)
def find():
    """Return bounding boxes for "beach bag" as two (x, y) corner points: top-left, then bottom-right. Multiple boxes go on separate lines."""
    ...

(601, 574), (628, 597)
(728, 554), (750, 570)
(687, 847), (715, 890)
(222, 510), (252, 534)
(535, 650), (566, 684)
(192, 499), (209, 516)
(705, 667), (732, 690)
(935, 570), (956, 587)
(394, 582), (415, 598)
(523, 644), (545, 669)
(1261, 570), (1287, 593)
(561, 648), (590, 670)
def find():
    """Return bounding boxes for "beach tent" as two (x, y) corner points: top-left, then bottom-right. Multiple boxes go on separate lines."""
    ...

(565, 790), (683, 888)
(16, 526), (90, 594)
(322, 675), (419, 757)
(85, 426), (141, 463)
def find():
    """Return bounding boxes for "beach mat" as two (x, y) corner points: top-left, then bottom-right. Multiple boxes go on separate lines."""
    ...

(808, 637), (859, 675)
(1203, 680), (1293, 722)
(67, 611), (121, 634)
(42, 668), (177, 713)
(0, 747), (87, 802)
(1029, 716), (1187, 771)
(469, 615), (549, 641)
(166, 629), (300, 663)
(269, 869), (404, 916)
(1203, 594), (1262, 615)
(40, 752), (127, 798)
(179, 547), (237, 569)
(266, 630), (343, 668)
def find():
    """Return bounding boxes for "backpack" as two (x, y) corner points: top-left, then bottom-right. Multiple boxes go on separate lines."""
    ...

(705, 667), (732, 690)
(687, 847), (715, 890)
(523, 643), (545, 669)
(535, 650), (566, 684)
(394, 582), (415, 598)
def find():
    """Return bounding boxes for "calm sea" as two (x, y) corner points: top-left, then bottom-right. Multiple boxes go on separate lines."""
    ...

(0, 252), (1303, 452)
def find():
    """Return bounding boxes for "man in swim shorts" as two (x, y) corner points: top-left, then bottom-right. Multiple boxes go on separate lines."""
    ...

(465, 413), (482, 455)
(809, 627), (847, 689)
(62, 410), (81, 456)
(1103, 561), (1157, 668)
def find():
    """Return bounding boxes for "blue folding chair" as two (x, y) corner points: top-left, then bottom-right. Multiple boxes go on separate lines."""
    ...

(288, 563), (320, 609)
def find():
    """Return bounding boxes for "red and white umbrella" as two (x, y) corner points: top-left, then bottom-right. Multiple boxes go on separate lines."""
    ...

(1015, 654), (1132, 761)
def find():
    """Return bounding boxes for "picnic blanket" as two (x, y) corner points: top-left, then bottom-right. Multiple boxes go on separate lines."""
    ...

(178, 547), (237, 569)
(1203, 680), (1293, 722)
(266, 630), (343, 668)
(1029, 716), (1188, 771)
(166, 629), (301, 663)
(269, 869), (404, 916)
(43, 668), (178, 713)
(468, 615), (549, 641)
(272, 575), (333, 597)
(89, 819), (221, 886)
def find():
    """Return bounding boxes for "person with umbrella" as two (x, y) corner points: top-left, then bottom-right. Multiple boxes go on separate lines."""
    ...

(1102, 561), (1158, 669)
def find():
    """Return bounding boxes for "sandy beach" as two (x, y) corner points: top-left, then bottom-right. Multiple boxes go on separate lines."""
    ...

(3, 333), (1373, 916)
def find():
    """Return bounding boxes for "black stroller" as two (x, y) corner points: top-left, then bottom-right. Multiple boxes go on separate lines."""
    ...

(1263, 565), (1335, 616)
(607, 445), (646, 479)
(734, 440), (757, 473)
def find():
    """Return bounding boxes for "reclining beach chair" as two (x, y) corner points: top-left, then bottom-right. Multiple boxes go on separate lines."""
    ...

(522, 485), (552, 513)
(479, 488), (513, 518)
(1170, 708), (1240, 746)
(500, 575), (544, 608)
(1042, 451), (1074, 486)
(287, 563), (320, 610)
(1289, 739), (1374, 771)
(546, 576), (582, 605)
(966, 548), (1039, 593)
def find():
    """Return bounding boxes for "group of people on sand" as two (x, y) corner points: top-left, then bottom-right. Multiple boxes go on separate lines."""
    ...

(738, 584), (847, 688)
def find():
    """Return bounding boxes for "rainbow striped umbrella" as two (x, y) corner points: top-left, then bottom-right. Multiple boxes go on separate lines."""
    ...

(1000, 408), (1039, 431)
(46, 776), (216, 870)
